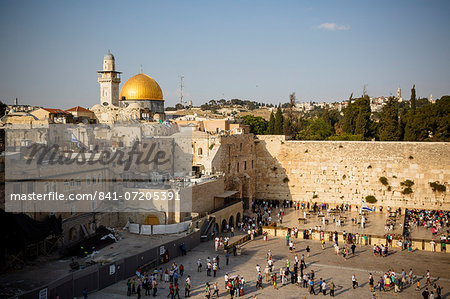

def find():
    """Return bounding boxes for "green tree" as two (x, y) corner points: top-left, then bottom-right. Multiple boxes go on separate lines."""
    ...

(353, 96), (372, 139)
(283, 117), (293, 136)
(403, 114), (417, 141)
(379, 97), (400, 141)
(405, 96), (450, 141)
(410, 84), (416, 114)
(398, 106), (408, 140)
(274, 105), (284, 134)
(241, 115), (268, 135)
(266, 111), (275, 134)
(247, 102), (257, 110)
(297, 117), (333, 140)
(342, 93), (356, 134)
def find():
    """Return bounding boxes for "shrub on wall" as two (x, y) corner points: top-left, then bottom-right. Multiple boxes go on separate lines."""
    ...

(400, 179), (414, 188)
(401, 187), (413, 195)
(283, 177), (289, 183)
(312, 194), (318, 199)
(365, 195), (377, 203)
(379, 176), (388, 186)
(429, 181), (446, 192)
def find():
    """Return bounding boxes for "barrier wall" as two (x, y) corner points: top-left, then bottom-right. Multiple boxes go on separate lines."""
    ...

(127, 221), (192, 235)
(18, 230), (201, 299)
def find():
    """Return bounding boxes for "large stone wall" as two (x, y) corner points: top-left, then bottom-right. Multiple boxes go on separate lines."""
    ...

(255, 136), (450, 210)
(192, 132), (257, 200)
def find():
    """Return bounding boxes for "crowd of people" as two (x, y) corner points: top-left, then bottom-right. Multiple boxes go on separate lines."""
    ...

(125, 262), (188, 298)
(119, 202), (447, 299)
(405, 209), (449, 253)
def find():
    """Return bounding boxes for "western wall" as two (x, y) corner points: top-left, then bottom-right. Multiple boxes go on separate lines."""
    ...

(254, 135), (450, 210)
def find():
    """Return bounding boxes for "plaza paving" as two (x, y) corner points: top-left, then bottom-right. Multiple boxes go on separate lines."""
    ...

(277, 207), (404, 237)
(92, 234), (450, 299)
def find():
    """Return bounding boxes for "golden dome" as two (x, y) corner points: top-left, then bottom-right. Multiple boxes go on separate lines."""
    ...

(120, 73), (163, 101)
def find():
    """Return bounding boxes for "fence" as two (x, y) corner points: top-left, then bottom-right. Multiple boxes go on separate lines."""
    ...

(17, 230), (201, 299)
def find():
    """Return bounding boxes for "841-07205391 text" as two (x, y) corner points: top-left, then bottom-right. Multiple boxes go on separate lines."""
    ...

(9, 191), (181, 201)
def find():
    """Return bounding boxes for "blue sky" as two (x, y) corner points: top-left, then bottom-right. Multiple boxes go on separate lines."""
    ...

(0, 0), (449, 108)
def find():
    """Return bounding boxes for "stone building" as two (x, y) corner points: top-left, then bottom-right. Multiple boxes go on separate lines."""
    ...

(92, 52), (165, 123)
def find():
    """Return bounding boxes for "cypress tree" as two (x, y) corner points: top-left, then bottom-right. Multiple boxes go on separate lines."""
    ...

(379, 97), (400, 141)
(410, 84), (416, 114)
(266, 111), (275, 134)
(404, 85), (418, 140)
(274, 105), (284, 135)
(283, 117), (293, 136)
(354, 96), (371, 138)
(342, 93), (355, 134)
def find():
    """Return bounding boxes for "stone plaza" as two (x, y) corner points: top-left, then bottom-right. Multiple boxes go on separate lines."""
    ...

(92, 231), (450, 299)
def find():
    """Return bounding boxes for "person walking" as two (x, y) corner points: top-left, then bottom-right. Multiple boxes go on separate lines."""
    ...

(369, 274), (374, 292)
(174, 283), (181, 299)
(212, 282), (219, 298)
(213, 262), (218, 277)
(197, 259), (202, 272)
(309, 278), (315, 295)
(168, 283), (174, 299)
(329, 281), (335, 296)
(352, 274), (358, 289)
(127, 279), (132, 296)
(185, 276), (191, 297)
(426, 270), (432, 286)
(378, 277), (385, 292)
(82, 288), (88, 299)
(205, 283), (211, 299)
(152, 278), (158, 297)
(136, 283), (141, 299)
(179, 264), (184, 277)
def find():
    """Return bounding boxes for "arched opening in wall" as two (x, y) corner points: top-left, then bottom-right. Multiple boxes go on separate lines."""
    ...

(145, 214), (160, 225)
(198, 148), (203, 155)
(229, 215), (234, 228)
(236, 213), (241, 225)
(221, 219), (228, 232)
(68, 227), (78, 242)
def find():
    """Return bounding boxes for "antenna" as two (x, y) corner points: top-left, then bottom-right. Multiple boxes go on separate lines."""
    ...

(363, 84), (368, 97)
(180, 74), (184, 105)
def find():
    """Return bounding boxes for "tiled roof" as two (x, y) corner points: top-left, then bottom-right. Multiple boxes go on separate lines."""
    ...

(65, 106), (92, 113)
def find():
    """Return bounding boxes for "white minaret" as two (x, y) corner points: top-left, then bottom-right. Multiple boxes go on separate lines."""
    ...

(97, 51), (121, 106)
(396, 86), (402, 99)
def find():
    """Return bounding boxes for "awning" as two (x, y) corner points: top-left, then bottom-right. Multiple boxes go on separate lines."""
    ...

(214, 190), (239, 198)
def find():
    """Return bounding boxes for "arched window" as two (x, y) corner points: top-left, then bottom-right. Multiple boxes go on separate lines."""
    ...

(198, 148), (203, 155)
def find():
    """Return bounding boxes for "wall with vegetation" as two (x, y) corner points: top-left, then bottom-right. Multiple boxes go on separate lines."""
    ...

(255, 135), (450, 210)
